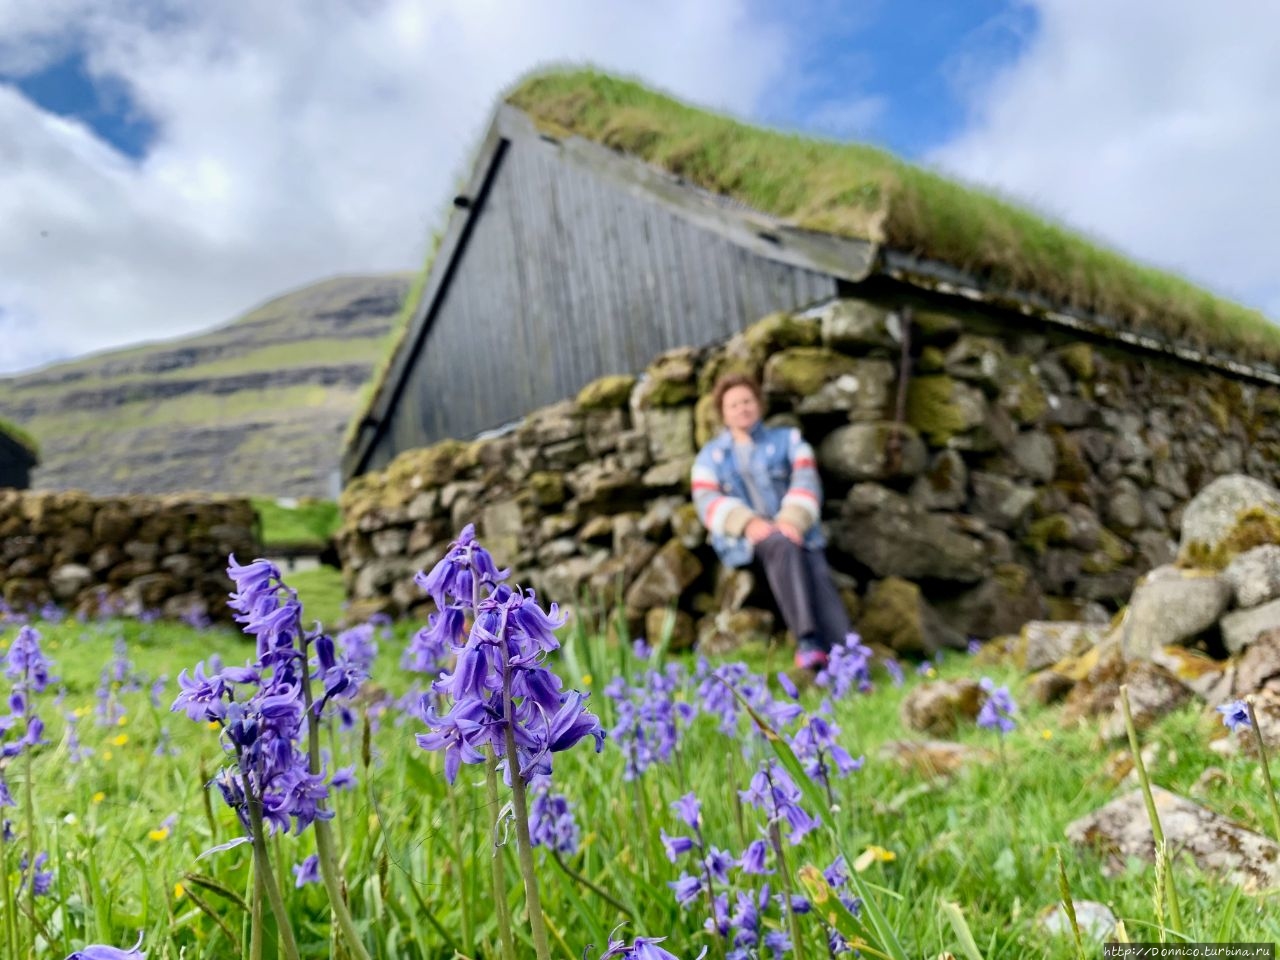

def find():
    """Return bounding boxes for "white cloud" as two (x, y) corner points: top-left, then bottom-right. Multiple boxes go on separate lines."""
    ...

(0, 0), (792, 374)
(932, 0), (1280, 319)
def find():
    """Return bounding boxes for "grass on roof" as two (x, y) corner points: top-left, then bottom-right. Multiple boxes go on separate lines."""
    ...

(0, 417), (38, 458)
(507, 68), (1280, 366)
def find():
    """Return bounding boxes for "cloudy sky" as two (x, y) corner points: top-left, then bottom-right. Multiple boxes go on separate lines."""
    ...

(1, 0), (1277, 375)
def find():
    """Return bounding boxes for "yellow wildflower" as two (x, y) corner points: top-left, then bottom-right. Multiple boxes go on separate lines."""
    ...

(111, 734), (128, 747)
(148, 826), (170, 842)
(92, 792), (105, 805)
(174, 883), (185, 900)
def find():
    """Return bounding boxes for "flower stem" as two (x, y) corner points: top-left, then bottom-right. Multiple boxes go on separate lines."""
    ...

(485, 754), (518, 960)
(301, 661), (373, 960)
(1119, 684), (1182, 937)
(1244, 698), (1280, 844)
(22, 746), (36, 947)
(0, 818), (16, 960)
(503, 722), (553, 960)
(246, 798), (300, 960)
(548, 847), (634, 918)
(447, 785), (473, 952)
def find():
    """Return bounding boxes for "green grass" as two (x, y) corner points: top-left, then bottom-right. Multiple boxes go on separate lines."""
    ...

(0, 416), (38, 457)
(506, 69), (1280, 365)
(251, 498), (341, 550)
(285, 565), (347, 627)
(5, 605), (1277, 959)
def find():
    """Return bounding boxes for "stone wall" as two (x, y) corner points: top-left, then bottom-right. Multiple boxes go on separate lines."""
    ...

(0, 490), (258, 621)
(337, 292), (1280, 656)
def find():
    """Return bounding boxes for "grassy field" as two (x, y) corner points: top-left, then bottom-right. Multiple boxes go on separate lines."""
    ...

(1, 581), (1276, 959)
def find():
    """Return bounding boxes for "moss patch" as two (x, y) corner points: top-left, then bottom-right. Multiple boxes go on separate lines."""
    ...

(905, 375), (984, 445)
(577, 374), (637, 410)
(1180, 505), (1280, 570)
(763, 347), (858, 396)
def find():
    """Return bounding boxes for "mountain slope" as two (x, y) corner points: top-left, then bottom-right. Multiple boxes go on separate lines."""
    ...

(0, 274), (411, 498)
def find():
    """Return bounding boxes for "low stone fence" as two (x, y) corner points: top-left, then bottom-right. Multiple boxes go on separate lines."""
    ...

(338, 293), (1280, 656)
(0, 490), (258, 621)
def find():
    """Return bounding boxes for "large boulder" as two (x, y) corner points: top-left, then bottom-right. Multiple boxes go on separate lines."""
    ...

(1065, 786), (1280, 892)
(1178, 474), (1280, 568)
(624, 540), (703, 612)
(905, 376), (987, 446)
(1018, 621), (1102, 673)
(858, 577), (965, 656)
(763, 347), (860, 397)
(1234, 629), (1280, 695)
(837, 485), (988, 583)
(818, 422), (927, 482)
(1222, 544), (1280, 609)
(934, 564), (1046, 640)
(899, 678), (984, 737)
(1120, 566), (1231, 659)
(576, 374), (636, 410)
(1221, 598), (1280, 656)
(909, 450), (968, 512)
(794, 360), (895, 418)
(817, 300), (900, 352)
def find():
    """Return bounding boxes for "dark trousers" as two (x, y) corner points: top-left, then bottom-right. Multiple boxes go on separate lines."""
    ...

(752, 533), (851, 652)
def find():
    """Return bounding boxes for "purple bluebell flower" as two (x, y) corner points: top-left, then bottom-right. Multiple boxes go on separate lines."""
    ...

(598, 932), (706, 960)
(816, 634), (873, 698)
(172, 557), (336, 840)
(695, 660), (749, 735)
(738, 761), (819, 845)
(775, 672), (799, 701)
(63, 932), (145, 959)
(660, 829), (695, 862)
(703, 846), (735, 884)
(1218, 699), (1252, 733)
(415, 540), (603, 786)
(6, 625), (54, 693)
(330, 765), (357, 791)
(632, 638), (653, 660)
(916, 660), (935, 677)
(668, 873), (704, 906)
(607, 664), (693, 781)
(292, 854), (321, 887)
(21, 851), (53, 896)
(883, 657), (904, 687)
(672, 791), (701, 830)
(413, 523), (507, 609)
(527, 780), (580, 855)
(967, 638), (983, 655)
(792, 713), (864, 794)
(738, 839), (771, 875)
(977, 677), (1018, 734)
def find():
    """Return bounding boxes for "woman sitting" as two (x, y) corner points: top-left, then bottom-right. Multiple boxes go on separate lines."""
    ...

(690, 373), (851, 670)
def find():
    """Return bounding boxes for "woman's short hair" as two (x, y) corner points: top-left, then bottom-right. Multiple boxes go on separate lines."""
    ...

(712, 373), (763, 418)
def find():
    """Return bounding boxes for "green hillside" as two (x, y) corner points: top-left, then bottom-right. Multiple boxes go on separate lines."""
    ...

(0, 274), (412, 498)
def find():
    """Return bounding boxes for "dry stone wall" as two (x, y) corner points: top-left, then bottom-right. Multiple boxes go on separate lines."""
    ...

(0, 490), (258, 621)
(338, 292), (1280, 656)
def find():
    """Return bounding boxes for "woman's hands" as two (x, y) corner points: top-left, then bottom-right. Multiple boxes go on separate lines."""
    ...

(745, 517), (803, 545)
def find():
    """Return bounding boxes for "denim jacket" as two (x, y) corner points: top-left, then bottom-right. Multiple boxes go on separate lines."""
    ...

(690, 422), (825, 568)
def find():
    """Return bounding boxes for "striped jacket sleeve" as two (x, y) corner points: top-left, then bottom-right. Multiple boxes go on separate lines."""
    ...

(691, 449), (756, 538)
(775, 428), (822, 533)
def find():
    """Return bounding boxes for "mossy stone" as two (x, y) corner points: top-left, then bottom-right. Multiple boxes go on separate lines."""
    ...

(762, 347), (859, 397)
(999, 358), (1048, 425)
(910, 309), (963, 341)
(577, 374), (637, 410)
(1056, 343), (1095, 380)
(917, 345), (946, 373)
(742, 311), (819, 354)
(1180, 506), (1280, 570)
(1025, 513), (1072, 555)
(905, 375), (986, 446)
(1081, 528), (1132, 574)
(694, 392), (721, 448)
(528, 471), (567, 508)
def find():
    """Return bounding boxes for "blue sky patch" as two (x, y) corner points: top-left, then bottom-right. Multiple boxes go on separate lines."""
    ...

(757, 0), (1038, 158)
(2, 48), (158, 160)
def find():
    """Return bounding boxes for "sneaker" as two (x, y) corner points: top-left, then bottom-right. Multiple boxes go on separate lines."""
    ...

(794, 647), (829, 672)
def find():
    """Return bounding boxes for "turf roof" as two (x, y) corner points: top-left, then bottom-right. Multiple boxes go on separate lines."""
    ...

(0, 417), (38, 460)
(508, 68), (1280, 367)
(345, 67), (1280, 475)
